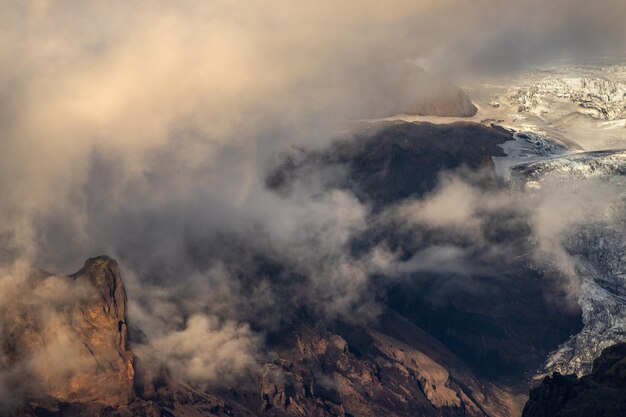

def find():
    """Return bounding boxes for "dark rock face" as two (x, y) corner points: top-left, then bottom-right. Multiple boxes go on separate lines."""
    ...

(270, 121), (582, 381)
(522, 343), (626, 417)
(387, 266), (581, 381)
(141, 316), (521, 416)
(269, 121), (511, 206)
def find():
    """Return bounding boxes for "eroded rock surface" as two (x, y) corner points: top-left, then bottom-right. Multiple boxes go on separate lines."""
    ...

(221, 312), (523, 417)
(4, 256), (134, 413)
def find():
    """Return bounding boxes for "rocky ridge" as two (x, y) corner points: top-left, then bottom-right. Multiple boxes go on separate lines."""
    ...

(8, 256), (523, 417)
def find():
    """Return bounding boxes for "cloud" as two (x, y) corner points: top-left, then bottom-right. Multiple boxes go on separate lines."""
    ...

(396, 174), (491, 232)
(148, 314), (261, 386)
(1, 0), (624, 265)
(1, 0), (626, 404)
(392, 170), (626, 298)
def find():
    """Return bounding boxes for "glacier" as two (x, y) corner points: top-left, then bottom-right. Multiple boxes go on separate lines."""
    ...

(498, 133), (626, 378)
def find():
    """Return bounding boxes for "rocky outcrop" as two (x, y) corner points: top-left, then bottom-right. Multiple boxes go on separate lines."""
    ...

(523, 343), (626, 417)
(268, 121), (511, 206)
(5, 256), (134, 413)
(65, 256), (135, 404)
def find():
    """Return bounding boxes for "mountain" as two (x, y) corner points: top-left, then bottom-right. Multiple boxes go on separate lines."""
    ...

(269, 121), (511, 206)
(7, 256), (523, 417)
(6, 121), (543, 417)
(8, 120), (619, 417)
(270, 121), (583, 381)
(522, 343), (626, 417)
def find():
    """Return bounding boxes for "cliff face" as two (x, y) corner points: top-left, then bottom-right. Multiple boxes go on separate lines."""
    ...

(66, 256), (135, 404)
(522, 343), (626, 417)
(4, 256), (134, 413)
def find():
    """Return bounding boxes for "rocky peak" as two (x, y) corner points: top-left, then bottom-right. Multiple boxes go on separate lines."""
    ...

(6, 256), (134, 414)
(70, 256), (130, 352)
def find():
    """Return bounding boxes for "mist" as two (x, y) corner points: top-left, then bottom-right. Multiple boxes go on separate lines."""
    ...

(1, 0), (626, 404)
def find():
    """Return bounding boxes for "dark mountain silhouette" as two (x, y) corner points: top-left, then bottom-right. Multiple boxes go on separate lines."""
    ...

(523, 343), (626, 417)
